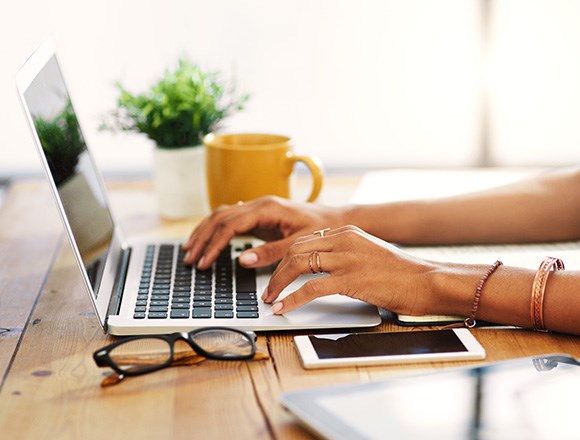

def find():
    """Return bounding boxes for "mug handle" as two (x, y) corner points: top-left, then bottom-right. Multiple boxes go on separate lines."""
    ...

(286, 153), (324, 202)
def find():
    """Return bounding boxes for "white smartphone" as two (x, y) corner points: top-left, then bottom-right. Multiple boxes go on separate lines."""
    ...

(294, 328), (486, 369)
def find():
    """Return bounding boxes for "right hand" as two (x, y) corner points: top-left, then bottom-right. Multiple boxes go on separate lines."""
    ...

(182, 196), (346, 270)
(262, 225), (439, 316)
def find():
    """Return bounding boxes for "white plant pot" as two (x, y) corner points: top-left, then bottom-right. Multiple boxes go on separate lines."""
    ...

(153, 145), (209, 219)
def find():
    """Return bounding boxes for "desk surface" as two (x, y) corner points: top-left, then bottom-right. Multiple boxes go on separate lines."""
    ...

(1, 176), (580, 440)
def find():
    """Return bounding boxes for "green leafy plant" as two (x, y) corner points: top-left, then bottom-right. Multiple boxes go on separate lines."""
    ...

(35, 100), (85, 185)
(101, 59), (249, 148)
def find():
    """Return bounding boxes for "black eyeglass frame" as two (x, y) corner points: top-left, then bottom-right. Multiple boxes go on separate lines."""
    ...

(93, 326), (257, 377)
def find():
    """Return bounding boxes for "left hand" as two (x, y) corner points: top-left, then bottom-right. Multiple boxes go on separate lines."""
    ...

(262, 225), (438, 316)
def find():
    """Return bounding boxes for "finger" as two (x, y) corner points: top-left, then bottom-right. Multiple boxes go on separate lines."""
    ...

(270, 276), (346, 315)
(292, 225), (363, 248)
(238, 236), (296, 268)
(183, 207), (252, 267)
(183, 202), (236, 248)
(182, 204), (242, 263)
(264, 251), (338, 303)
(194, 202), (284, 269)
(268, 232), (344, 283)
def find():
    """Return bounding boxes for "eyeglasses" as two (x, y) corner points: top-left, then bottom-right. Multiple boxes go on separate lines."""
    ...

(93, 327), (266, 386)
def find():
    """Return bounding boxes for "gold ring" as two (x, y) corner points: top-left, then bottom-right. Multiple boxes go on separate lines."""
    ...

(312, 228), (331, 238)
(308, 251), (323, 274)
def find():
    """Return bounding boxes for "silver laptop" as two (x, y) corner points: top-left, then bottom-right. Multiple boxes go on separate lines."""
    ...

(16, 40), (381, 335)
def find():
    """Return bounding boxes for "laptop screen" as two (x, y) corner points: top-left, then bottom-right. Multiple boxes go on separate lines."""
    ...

(22, 54), (114, 294)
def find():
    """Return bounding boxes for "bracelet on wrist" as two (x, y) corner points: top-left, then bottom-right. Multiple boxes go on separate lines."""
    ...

(531, 256), (565, 332)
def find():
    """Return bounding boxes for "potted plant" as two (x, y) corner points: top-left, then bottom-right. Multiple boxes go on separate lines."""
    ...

(102, 59), (249, 218)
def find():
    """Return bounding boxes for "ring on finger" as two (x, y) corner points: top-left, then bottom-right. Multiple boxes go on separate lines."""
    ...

(308, 251), (323, 274)
(312, 227), (331, 238)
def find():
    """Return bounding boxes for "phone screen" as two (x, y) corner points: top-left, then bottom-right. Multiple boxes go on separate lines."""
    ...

(309, 330), (468, 359)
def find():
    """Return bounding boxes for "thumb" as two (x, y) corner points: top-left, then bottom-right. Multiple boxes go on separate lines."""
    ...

(239, 237), (294, 268)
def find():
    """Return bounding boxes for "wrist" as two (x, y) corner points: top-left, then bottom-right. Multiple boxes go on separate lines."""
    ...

(430, 263), (485, 317)
(431, 263), (535, 328)
(341, 202), (423, 243)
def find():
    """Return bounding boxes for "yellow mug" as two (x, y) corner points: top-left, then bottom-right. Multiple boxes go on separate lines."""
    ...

(204, 133), (323, 209)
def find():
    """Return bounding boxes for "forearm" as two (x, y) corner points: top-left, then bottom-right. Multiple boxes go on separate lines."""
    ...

(343, 167), (580, 245)
(428, 262), (580, 335)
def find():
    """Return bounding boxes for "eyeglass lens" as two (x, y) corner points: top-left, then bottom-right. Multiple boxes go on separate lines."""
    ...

(108, 338), (172, 373)
(190, 328), (254, 358)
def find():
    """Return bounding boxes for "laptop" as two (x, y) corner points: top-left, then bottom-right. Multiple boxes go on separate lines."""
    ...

(16, 39), (381, 335)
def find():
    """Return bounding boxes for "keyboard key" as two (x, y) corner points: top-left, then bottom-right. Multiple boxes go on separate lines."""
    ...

(215, 304), (234, 310)
(172, 291), (191, 298)
(192, 308), (212, 318)
(147, 312), (168, 319)
(214, 310), (234, 319)
(236, 311), (259, 319)
(171, 302), (190, 309)
(215, 292), (233, 298)
(170, 309), (190, 319)
(235, 259), (257, 293)
(236, 305), (258, 312)
(192, 301), (211, 308)
(151, 289), (170, 295)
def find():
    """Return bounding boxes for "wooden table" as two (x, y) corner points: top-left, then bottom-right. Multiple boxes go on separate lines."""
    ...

(1, 177), (580, 440)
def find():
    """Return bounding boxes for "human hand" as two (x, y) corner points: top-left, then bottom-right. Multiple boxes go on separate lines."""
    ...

(182, 196), (346, 270)
(262, 225), (438, 316)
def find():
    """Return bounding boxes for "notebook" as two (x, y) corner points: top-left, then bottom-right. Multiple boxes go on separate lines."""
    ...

(15, 39), (381, 335)
(280, 354), (580, 440)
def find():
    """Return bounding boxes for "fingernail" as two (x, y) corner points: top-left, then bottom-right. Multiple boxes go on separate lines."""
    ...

(271, 302), (283, 314)
(239, 251), (258, 266)
(184, 250), (191, 261)
(197, 256), (206, 269)
(261, 287), (268, 301)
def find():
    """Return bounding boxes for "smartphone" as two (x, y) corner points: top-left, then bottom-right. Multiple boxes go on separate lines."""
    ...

(294, 328), (485, 369)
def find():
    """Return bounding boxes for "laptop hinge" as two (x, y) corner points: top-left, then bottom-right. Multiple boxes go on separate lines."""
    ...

(107, 247), (132, 319)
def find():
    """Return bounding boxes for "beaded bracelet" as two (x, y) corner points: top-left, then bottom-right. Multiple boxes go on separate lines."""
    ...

(464, 260), (503, 328)
(531, 256), (565, 332)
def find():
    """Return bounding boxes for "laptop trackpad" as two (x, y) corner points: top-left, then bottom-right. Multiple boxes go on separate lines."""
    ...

(264, 274), (380, 327)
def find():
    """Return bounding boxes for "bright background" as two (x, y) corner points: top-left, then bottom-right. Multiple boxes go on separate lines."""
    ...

(2, 0), (580, 177)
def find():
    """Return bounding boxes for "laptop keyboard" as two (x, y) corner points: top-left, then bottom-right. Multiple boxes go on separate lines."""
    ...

(133, 243), (258, 320)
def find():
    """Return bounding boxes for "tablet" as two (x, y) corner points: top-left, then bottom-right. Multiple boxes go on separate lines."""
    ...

(280, 354), (580, 440)
(294, 329), (485, 369)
